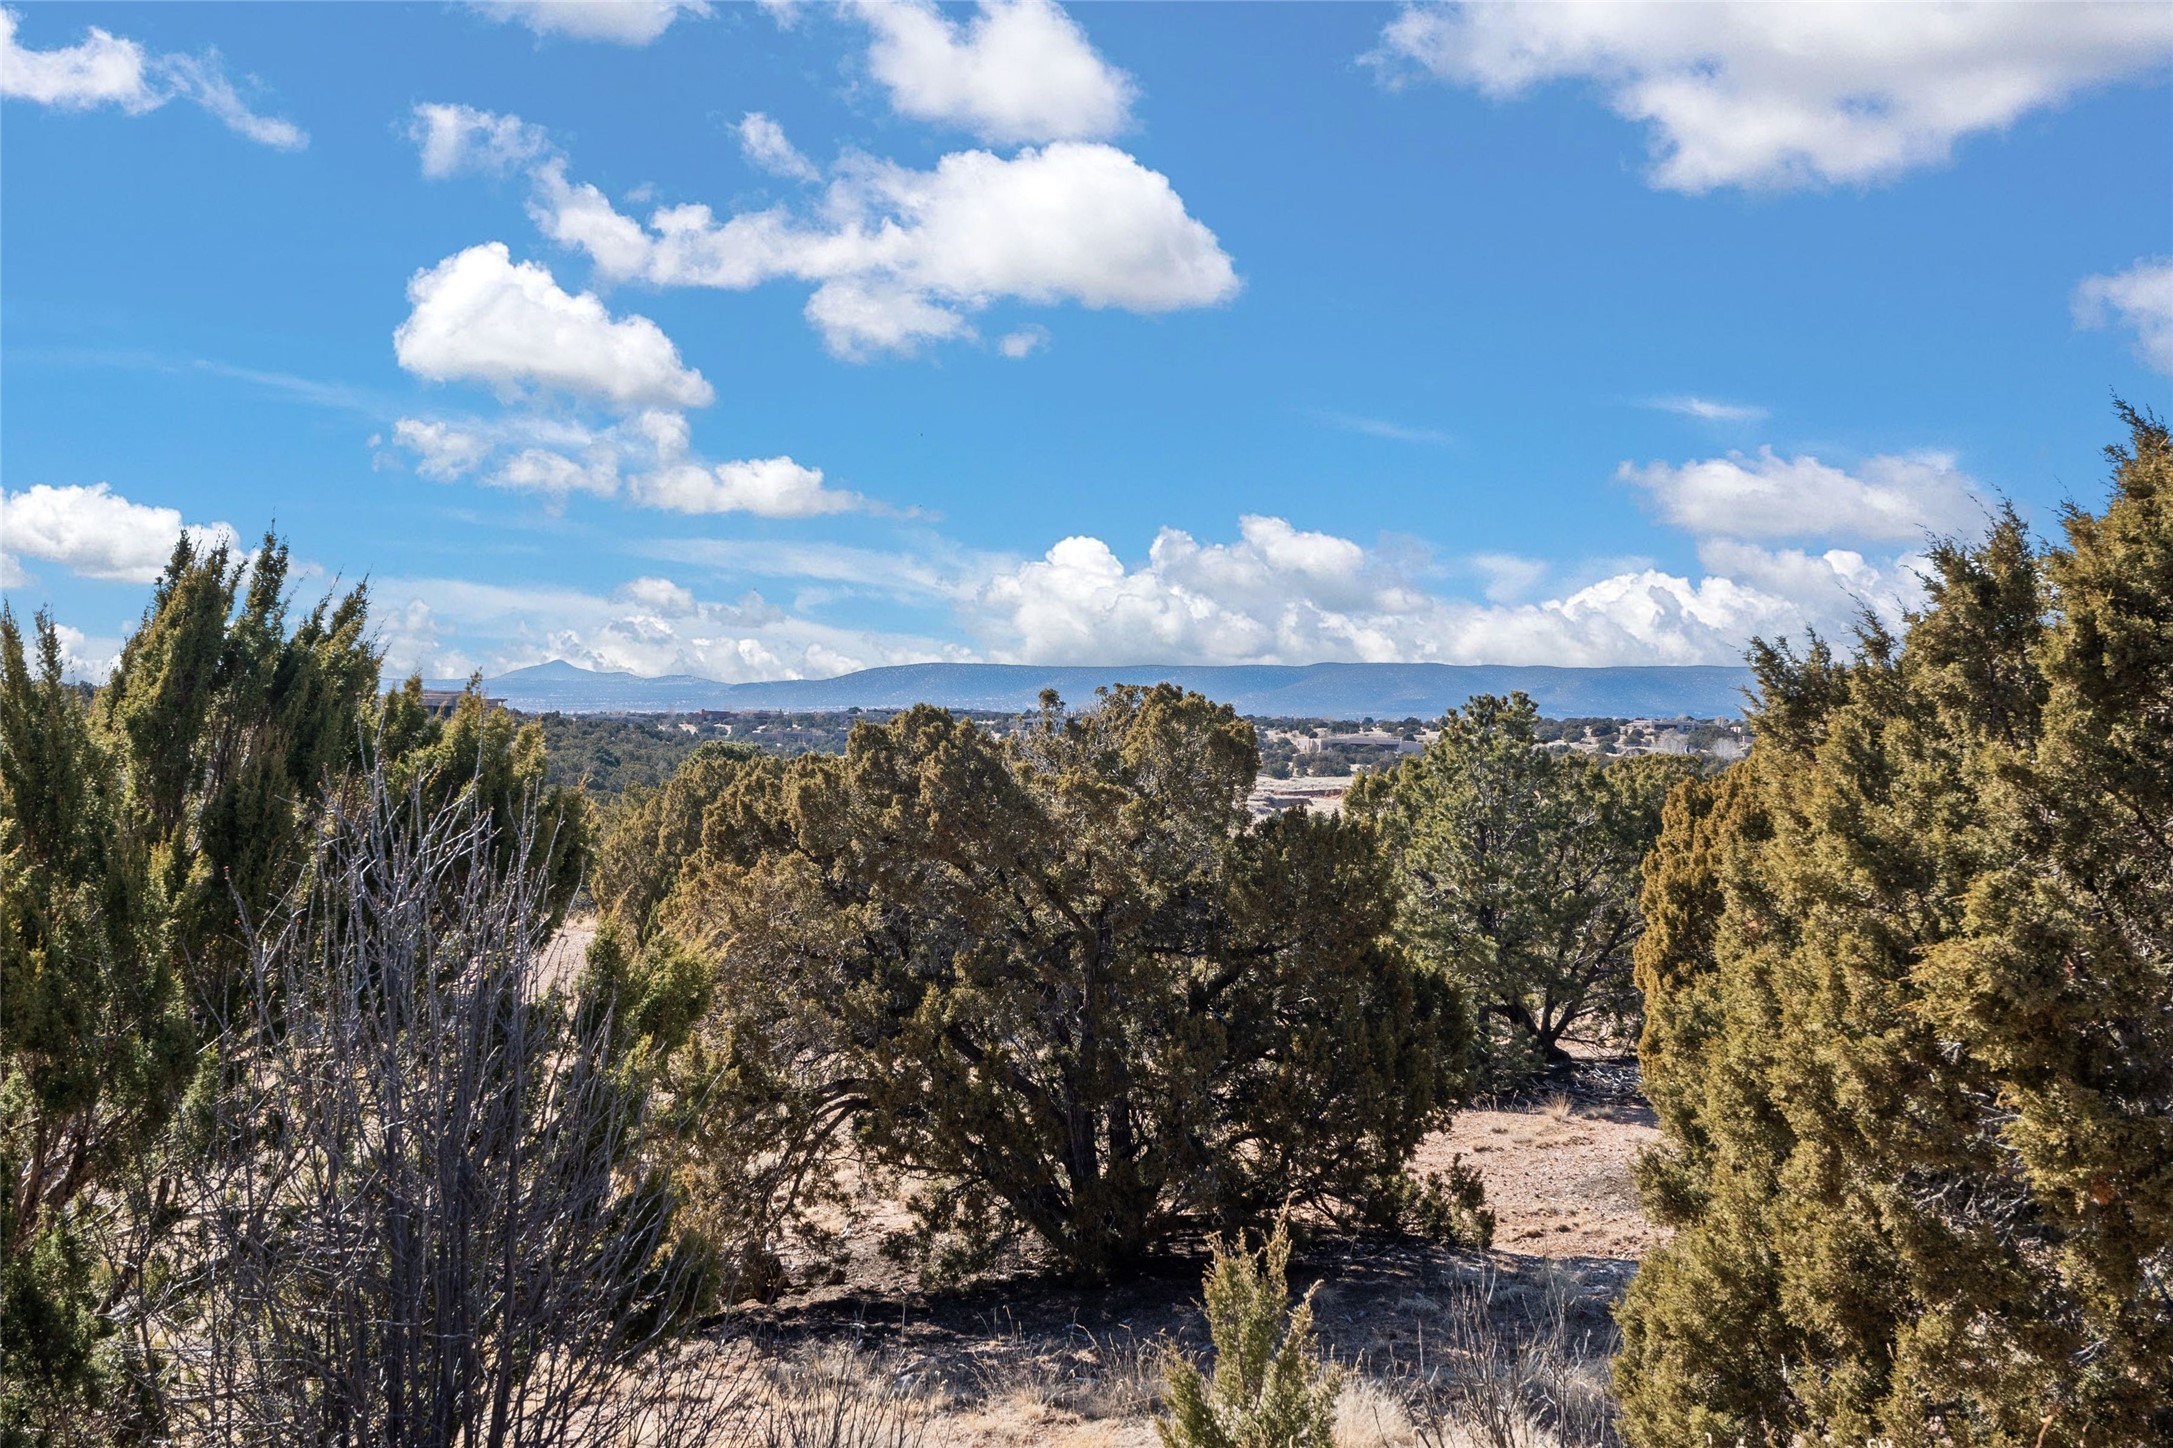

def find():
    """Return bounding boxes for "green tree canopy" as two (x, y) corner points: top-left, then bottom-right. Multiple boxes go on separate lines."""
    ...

(1, 534), (587, 1440)
(1615, 407), (2173, 1445)
(603, 686), (1466, 1281)
(1350, 693), (1688, 1083)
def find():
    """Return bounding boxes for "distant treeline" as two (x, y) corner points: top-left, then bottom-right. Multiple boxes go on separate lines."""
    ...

(535, 707), (1748, 795)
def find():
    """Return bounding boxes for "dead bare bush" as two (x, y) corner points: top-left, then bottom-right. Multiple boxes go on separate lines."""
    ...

(147, 763), (733, 1448)
(1412, 1268), (1618, 1448)
(739, 1345), (943, 1448)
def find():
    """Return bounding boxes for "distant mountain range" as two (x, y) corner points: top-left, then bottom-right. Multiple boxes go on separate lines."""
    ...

(432, 659), (1757, 719)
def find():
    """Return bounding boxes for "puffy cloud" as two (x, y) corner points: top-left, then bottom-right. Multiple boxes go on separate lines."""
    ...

(633, 455), (864, 518)
(0, 7), (305, 148)
(410, 102), (551, 178)
(370, 573), (969, 683)
(853, 0), (1135, 143)
(470, 0), (708, 45)
(0, 8), (148, 108)
(1371, 2), (2173, 191)
(529, 161), (659, 278)
(616, 576), (696, 614)
(0, 482), (238, 584)
(387, 407), (878, 518)
(2074, 257), (2173, 374)
(391, 418), (494, 480)
(538, 141), (1238, 358)
(973, 518), (1419, 665)
(1652, 395), (1769, 423)
(1695, 537), (1926, 627)
(393, 243), (714, 409)
(1620, 447), (1983, 544)
(737, 111), (820, 182)
(370, 482), (1949, 681)
(970, 512), (1926, 668)
(48, 623), (123, 683)
(494, 446), (618, 498)
(998, 325), (1050, 359)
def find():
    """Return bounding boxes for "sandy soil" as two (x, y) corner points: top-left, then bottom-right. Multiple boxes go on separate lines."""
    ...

(540, 911), (598, 991)
(1423, 1083), (1662, 1263)
(708, 1061), (1656, 1446)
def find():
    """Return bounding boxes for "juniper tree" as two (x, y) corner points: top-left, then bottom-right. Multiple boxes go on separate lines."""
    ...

(0, 612), (190, 1441)
(1350, 694), (1686, 1084)
(1159, 1218), (1340, 1448)
(95, 534), (380, 1003)
(1615, 407), (2173, 1445)
(613, 686), (1466, 1281)
(1, 534), (588, 1438)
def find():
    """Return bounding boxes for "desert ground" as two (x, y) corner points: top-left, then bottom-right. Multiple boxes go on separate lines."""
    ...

(701, 1060), (1659, 1447)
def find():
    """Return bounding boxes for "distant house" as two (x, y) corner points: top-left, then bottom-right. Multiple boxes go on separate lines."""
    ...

(1295, 729), (1424, 756)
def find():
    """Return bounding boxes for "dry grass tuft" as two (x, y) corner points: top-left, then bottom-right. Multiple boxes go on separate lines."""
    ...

(1408, 1267), (1620, 1448)
(1335, 1376), (1418, 1447)
(736, 1344), (947, 1448)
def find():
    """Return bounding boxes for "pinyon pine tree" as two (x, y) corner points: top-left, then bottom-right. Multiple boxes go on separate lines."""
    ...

(1351, 693), (1686, 1084)
(1615, 406), (2173, 1445)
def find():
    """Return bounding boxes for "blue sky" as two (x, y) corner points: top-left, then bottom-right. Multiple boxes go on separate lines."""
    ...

(4, 0), (2170, 682)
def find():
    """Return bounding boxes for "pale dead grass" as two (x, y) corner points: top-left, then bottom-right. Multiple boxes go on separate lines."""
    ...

(1336, 1376), (1418, 1447)
(707, 1258), (1622, 1447)
(689, 1064), (1649, 1447)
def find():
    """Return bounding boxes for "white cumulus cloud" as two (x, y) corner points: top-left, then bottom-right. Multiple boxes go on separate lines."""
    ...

(968, 512), (1906, 668)
(1, 482), (239, 584)
(471, 0), (709, 45)
(370, 574), (967, 683)
(1620, 447), (1984, 544)
(393, 242), (714, 409)
(1, 7), (305, 148)
(616, 575), (697, 614)
(494, 447), (620, 499)
(2075, 257), (2173, 375)
(410, 102), (551, 178)
(535, 141), (1238, 358)
(391, 418), (495, 481)
(633, 455), (863, 518)
(1371, 1), (2173, 192)
(387, 407), (879, 518)
(853, 0), (1135, 143)
(737, 111), (821, 182)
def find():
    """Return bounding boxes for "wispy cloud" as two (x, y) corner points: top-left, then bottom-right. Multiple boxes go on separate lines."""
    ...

(191, 359), (389, 414)
(1650, 395), (1770, 424)
(0, 9), (306, 149)
(12, 346), (392, 416)
(1318, 411), (1455, 446)
(641, 535), (1002, 603)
